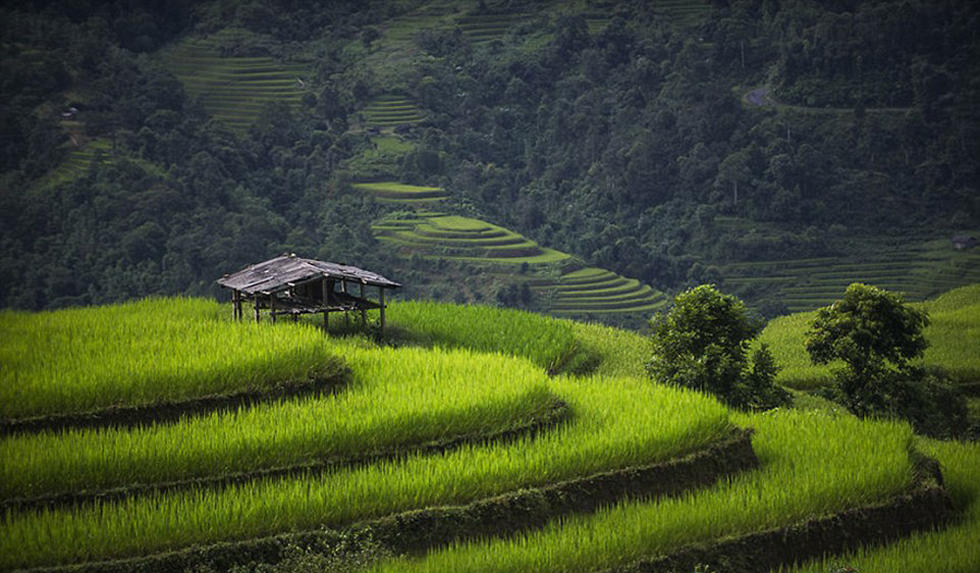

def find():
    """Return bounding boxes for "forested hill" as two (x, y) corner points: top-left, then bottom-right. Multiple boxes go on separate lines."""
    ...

(1, 0), (978, 317)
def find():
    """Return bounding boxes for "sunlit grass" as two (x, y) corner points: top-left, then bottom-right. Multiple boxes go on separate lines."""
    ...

(370, 410), (916, 573)
(0, 345), (556, 501)
(0, 297), (338, 420)
(0, 377), (731, 569)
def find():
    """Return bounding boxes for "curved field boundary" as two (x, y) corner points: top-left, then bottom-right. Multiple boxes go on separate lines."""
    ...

(0, 362), (348, 437)
(353, 182), (449, 204)
(373, 213), (571, 265)
(605, 482), (951, 573)
(2, 400), (570, 514)
(361, 96), (424, 128)
(16, 429), (755, 573)
(159, 32), (308, 132)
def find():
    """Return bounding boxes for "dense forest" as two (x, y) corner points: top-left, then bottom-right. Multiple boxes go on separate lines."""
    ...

(1, 0), (977, 315)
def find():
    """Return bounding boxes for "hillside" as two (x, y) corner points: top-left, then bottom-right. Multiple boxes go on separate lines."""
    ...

(1, 0), (978, 321)
(0, 292), (978, 571)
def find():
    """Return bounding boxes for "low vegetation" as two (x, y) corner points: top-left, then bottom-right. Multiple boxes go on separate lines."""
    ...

(2, 288), (979, 571)
(0, 297), (340, 421)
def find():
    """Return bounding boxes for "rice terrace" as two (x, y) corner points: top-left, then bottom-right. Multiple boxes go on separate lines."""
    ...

(2, 0), (980, 571)
(0, 283), (978, 572)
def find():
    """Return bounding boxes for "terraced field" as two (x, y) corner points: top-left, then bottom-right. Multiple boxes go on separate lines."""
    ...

(714, 218), (980, 313)
(373, 211), (570, 265)
(40, 138), (112, 188)
(454, 11), (526, 45)
(722, 247), (980, 313)
(159, 29), (308, 132)
(545, 267), (669, 316)
(353, 181), (449, 204)
(649, 0), (712, 25)
(379, 0), (458, 43)
(360, 95), (424, 129)
(2, 296), (973, 572)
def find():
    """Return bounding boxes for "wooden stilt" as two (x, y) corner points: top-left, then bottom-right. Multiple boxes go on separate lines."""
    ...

(233, 290), (241, 321)
(379, 286), (386, 338)
(343, 281), (350, 329)
(270, 295), (277, 324)
(322, 279), (330, 334)
(359, 282), (367, 330)
(254, 296), (260, 323)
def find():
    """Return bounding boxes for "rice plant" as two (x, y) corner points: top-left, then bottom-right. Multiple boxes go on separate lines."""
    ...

(777, 438), (980, 573)
(386, 300), (584, 371)
(0, 297), (341, 420)
(368, 410), (916, 573)
(0, 377), (731, 569)
(0, 345), (556, 501)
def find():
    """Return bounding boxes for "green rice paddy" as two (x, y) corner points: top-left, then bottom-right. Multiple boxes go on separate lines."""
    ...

(0, 297), (338, 421)
(720, 231), (980, 313)
(544, 267), (669, 316)
(373, 211), (570, 265)
(757, 284), (980, 389)
(360, 95), (424, 129)
(353, 181), (449, 204)
(158, 29), (308, 132)
(2, 290), (978, 571)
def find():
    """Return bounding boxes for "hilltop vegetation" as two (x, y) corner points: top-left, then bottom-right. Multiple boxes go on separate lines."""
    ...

(0, 292), (977, 571)
(0, 0), (977, 319)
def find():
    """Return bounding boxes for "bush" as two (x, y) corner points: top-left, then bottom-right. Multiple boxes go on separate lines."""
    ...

(647, 285), (789, 410)
(807, 283), (969, 438)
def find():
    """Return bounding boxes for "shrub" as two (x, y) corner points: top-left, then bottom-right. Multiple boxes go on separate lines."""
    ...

(647, 285), (789, 410)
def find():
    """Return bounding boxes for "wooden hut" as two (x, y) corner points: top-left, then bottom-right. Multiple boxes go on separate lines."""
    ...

(216, 254), (401, 336)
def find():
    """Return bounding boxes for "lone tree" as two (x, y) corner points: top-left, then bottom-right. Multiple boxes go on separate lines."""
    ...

(805, 283), (967, 437)
(647, 284), (787, 410)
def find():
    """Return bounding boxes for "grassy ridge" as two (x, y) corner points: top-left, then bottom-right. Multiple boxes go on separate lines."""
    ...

(353, 181), (449, 204)
(0, 345), (556, 501)
(780, 438), (980, 573)
(757, 284), (980, 389)
(0, 298), (338, 420)
(386, 300), (586, 372)
(370, 410), (915, 573)
(373, 212), (570, 265)
(0, 376), (731, 570)
(546, 267), (669, 316)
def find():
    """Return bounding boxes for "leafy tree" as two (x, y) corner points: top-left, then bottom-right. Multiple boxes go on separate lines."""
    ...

(806, 283), (967, 437)
(647, 284), (788, 410)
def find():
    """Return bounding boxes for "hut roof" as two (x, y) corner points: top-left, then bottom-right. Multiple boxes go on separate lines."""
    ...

(217, 254), (401, 295)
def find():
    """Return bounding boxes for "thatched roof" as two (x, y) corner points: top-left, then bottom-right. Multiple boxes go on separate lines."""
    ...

(216, 254), (400, 295)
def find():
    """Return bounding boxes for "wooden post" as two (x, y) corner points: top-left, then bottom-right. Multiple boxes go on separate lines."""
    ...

(359, 282), (367, 330)
(233, 290), (241, 321)
(270, 294), (277, 324)
(321, 279), (330, 334)
(379, 286), (386, 338)
(254, 296), (260, 323)
(343, 281), (350, 329)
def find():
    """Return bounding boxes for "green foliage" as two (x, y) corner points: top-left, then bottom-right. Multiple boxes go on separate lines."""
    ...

(369, 410), (915, 573)
(0, 297), (341, 420)
(806, 283), (930, 381)
(648, 285), (788, 410)
(784, 439), (980, 573)
(806, 283), (968, 437)
(0, 376), (730, 570)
